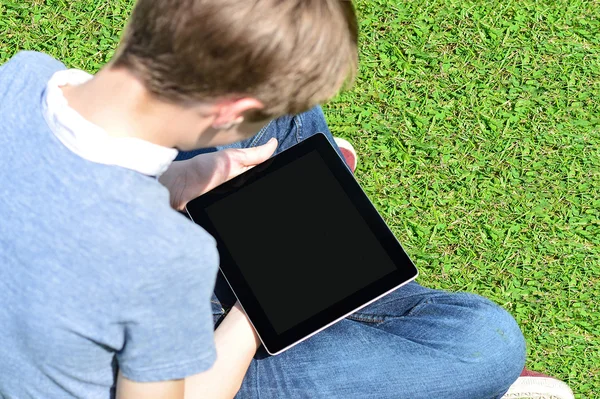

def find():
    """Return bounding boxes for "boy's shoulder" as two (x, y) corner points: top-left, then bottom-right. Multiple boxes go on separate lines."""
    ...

(0, 50), (64, 74)
(0, 51), (65, 99)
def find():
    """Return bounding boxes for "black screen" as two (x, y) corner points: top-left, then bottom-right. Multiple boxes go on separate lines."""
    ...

(206, 150), (396, 334)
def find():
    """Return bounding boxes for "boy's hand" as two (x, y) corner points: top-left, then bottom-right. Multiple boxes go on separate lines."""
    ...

(159, 138), (278, 211)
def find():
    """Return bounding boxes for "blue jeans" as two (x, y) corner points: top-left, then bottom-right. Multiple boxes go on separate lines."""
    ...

(176, 107), (526, 399)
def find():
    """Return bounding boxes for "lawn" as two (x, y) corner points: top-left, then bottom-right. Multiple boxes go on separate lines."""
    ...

(1, 0), (599, 397)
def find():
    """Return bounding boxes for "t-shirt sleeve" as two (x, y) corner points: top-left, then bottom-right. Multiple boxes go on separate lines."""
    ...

(117, 249), (219, 382)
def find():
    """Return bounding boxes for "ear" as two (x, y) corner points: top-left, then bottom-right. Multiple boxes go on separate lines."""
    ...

(212, 98), (264, 129)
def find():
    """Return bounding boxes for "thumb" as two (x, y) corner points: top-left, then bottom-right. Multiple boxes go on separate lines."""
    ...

(242, 137), (278, 166)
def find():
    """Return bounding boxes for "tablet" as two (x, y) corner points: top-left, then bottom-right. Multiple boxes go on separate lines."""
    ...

(185, 133), (418, 355)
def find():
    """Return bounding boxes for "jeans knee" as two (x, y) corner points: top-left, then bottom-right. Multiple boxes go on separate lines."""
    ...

(463, 294), (526, 397)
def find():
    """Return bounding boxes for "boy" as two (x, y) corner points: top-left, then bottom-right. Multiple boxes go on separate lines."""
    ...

(2, 0), (564, 398)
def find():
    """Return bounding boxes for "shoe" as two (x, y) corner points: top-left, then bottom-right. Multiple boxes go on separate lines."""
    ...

(502, 369), (574, 399)
(334, 137), (357, 173)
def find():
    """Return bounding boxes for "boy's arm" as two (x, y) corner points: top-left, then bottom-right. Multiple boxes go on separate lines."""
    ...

(184, 302), (262, 398)
(116, 375), (184, 399)
(116, 302), (261, 399)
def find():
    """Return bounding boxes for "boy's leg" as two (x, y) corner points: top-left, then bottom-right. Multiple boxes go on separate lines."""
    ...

(199, 107), (525, 397)
(235, 283), (525, 399)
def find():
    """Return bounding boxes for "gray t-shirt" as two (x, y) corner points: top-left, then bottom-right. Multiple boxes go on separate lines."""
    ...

(0, 52), (219, 398)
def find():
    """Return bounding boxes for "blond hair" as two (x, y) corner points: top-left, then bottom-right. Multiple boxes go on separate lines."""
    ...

(112, 0), (358, 121)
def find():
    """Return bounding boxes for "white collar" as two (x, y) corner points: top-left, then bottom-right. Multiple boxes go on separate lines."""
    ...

(42, 69), (178, 176)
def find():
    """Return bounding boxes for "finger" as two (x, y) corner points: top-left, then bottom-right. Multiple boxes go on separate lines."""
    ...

(240, 137), (278, 166)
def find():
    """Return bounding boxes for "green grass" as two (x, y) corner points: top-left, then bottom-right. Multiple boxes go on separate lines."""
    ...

(2, 0), (599, 397)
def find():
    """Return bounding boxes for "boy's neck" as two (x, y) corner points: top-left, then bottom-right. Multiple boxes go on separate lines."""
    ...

(60, 67), (209, 149)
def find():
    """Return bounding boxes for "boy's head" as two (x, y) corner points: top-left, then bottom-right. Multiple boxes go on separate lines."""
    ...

(110, 0), (358, 148)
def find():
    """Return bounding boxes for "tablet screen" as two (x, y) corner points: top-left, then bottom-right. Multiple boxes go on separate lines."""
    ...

(205, 150), (397, 334)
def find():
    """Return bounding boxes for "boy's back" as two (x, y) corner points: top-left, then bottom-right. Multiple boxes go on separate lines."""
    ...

(0, 52), (219, 398)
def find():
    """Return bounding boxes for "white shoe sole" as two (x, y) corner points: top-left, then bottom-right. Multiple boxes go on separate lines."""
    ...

(502, 376), (575, 399)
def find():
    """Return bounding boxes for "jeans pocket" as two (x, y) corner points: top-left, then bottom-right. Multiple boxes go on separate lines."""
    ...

(346, 312), (387, 324)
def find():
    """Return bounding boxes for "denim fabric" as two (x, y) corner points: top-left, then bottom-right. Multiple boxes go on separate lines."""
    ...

(178, 107), (526, 399)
